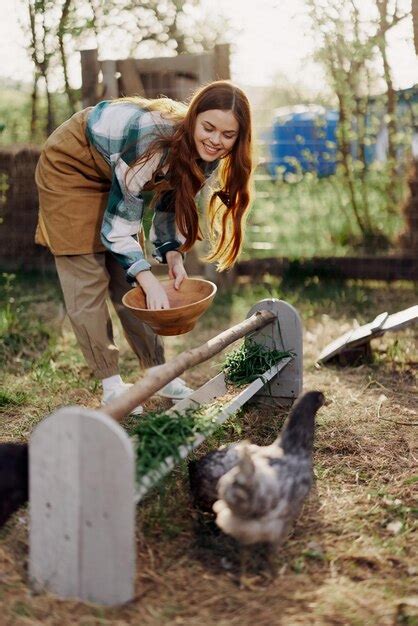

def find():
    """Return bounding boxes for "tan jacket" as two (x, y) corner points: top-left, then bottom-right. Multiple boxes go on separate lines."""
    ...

(35, 108), (112, 255)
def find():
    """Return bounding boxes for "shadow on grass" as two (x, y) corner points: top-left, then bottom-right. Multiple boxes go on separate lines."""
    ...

(188, 483), (325, 585)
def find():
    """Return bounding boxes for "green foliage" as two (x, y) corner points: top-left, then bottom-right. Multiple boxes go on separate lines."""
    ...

(0, 272), (59, 370)
(244, 164), (407, 259)
(131, 406), (223, 478)
(0, 389), (28, 408)
(222, 338), (293, 386)
(0, 85), (33, 145)
(0, 83), (76, 145)
(131, 339), (293, 481)
(3, 1), (231, 144)
(300, 0), (415, 247)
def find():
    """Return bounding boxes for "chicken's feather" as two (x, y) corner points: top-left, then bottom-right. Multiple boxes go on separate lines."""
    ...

(188, 391), (325, 545)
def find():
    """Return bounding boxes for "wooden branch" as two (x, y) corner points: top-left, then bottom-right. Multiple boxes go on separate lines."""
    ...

(104, 310), (276, 422)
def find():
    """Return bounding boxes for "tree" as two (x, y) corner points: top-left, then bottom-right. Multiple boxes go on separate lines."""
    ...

(305, 0), (412, 247)
(23, 0), (231, 139)
(27, 0), (56, 137)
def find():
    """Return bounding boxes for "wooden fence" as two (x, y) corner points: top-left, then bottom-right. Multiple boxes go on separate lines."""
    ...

(80, 44), (231, 106)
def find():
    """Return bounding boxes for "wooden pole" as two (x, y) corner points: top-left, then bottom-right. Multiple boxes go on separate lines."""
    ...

(214, 44), (231, 80)
(101, 59), (119, 99)
(412, 0), (418, 55)
(80, 49), (100, 107)
(117, 58), (146, 97)
(104, 310), (276, 421)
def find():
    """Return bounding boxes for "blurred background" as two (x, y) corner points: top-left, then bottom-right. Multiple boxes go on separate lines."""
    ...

(0, 0), (417, 277)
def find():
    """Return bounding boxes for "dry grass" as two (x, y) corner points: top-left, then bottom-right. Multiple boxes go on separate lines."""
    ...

(0, 275), (417, 625)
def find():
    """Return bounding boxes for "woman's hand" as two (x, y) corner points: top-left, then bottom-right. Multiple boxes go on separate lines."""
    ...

(136, 271), (170, 310)
(166, 250), (188, 290)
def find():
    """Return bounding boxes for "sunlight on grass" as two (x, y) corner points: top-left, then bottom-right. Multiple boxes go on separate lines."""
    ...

(243, 169), (406, 259)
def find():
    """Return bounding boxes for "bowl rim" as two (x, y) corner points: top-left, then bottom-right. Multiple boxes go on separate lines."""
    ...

(122, 277), (217, 313)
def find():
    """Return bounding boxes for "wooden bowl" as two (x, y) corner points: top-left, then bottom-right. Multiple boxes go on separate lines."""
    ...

(122, 278), (217, 336)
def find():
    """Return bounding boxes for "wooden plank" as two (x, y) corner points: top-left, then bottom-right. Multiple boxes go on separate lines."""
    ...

(80, 49), (100, 107)
(380, 305), (418, 332)
(214, 43), (231, 80)
(172, 373), (227, 413)
(134, 357), (292, 502)
(175, 75), (199, 102)
(318, 305), (418, 363)
(236, 256), (418, 282)
(134, 52), (210, 74)
(197, 52), (215, 85)
(101, 60), (119, 99)
(29, 407), (136, 606)
(369, 312), (390, 332)
(117, 58), (145, 97)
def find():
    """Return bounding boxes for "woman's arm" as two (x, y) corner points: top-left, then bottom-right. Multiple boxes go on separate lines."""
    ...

(149, 190), (185, 262)
(149, 191), (188, 289)
(135, 269), (170, 309)
(100, 151), (162, 281)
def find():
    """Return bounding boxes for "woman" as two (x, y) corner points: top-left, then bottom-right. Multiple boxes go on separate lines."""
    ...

(35, 80), (253, 413)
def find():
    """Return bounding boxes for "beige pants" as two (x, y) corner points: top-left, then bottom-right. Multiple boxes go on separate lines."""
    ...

(55, 252), (165, 379)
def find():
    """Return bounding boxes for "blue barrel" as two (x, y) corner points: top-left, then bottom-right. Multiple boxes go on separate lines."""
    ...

(266, 106), (338, 178)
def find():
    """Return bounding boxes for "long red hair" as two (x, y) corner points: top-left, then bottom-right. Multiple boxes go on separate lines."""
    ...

(120, 81), (253, 270)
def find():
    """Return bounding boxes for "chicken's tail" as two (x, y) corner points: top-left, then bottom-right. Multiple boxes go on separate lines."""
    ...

(279, 391), (325, 455)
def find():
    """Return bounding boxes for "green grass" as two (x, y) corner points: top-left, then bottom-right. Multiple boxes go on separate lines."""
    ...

(243, 167), (407, 259)
(0, 272), (61, 372)
(0, 270), (416, 625)
(131, 406), (222, 478)
(0, 84), (78, 145)
(222, 338), (293, 386)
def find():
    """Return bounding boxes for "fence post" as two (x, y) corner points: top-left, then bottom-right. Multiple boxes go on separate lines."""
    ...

(101, 59), (119, 99)
(80, 49), (100, 107)
(246, 299), (303, 406)
(117, 58), (146, 97)
(214, 44), (231, 80)
(29, 406), (136, 606)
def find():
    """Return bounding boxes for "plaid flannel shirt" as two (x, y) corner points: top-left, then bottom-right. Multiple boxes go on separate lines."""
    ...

(86, 100), (218, 282)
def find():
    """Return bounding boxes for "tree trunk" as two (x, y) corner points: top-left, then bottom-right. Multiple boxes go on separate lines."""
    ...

(58, 0), (76, 114)
(377, 0), (399, 211)
(336, 91), (367, 236)
(42, 72), (55, 136)
(412, 0), (418, 54)
(30, 73), (39, 141)
(59, 34), (77, 114)
(398, 159), (418, 254)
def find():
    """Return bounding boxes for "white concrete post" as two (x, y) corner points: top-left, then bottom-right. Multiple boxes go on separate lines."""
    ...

(246, 299), (303, 406)
(29, 407), (136, 606)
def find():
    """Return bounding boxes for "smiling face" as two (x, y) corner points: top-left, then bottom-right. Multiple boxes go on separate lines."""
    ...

(193, 109), (239, 162)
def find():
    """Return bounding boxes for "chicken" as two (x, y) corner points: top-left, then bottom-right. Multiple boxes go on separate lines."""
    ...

(188, 391), (325, 545)
(188, 444), (241, 512)
(0, 443), (29, 528)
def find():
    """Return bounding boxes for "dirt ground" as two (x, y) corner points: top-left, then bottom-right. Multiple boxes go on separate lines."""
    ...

(0, 276), (417, 625)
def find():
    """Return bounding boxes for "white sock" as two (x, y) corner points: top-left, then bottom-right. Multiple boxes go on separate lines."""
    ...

(101, 374), (124, 393)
